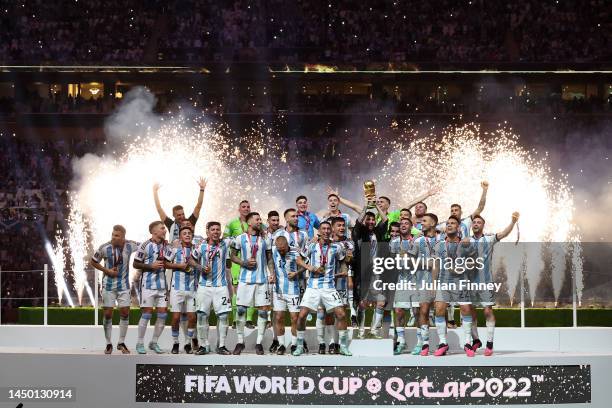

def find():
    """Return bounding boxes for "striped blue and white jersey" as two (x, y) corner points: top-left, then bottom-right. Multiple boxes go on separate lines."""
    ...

(192, 238), (232, 287)
(134, 239), (168, 290)
(271, 228), (309, 255)
(390, 236), (415, 278)
(304, 241), (345, 289)
(433, 238), (476, 284)
(333, 238), (354, 291)
(468, 233), (498, 283)
(271, 248), (301, 295)
(321, 212), (352, 228)
(231, 233), (272, 284)
(437, 216), (473, 239)
(164, 245), (196, 292)
(92, 240), (139, 291)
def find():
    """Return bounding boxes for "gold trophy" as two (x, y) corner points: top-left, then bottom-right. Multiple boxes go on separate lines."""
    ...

(363, 180), (377, 209)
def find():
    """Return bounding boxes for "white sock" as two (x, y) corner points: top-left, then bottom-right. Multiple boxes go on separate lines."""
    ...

(180, 315), (189, 343)
(396, 327), (405, 345)
(172, 328), (180, 344)
(119, 317), (129, 344)
(339, 329), (348, 347)
(297, 330), (305, 347)
(291, 335), (298, 346)
(236, 310), (246, 344)
(486, 319), (495, 343)
(358, 308), (366, 333)
(103, 318), (112, 344)
(462, 315), (473, 345)
(151, 313), (166, 344)
(435, 316), (447, 344)
(348, 289), (356, 317)
(256, 311), (267, 344)
(316, 313), (325, 344)
(447, 304), (455, 321)
(137, 313), (151, 344)
(420, 324), (429, 346)
(472, 319), (479, 340)
(218, 314), (229, 348)
(197, 313), (209, 346)
(326, 324), (336, 345)
(277, 331), (285, 347)
(416, 326), (423, 346)
(372, 308), (384, 331)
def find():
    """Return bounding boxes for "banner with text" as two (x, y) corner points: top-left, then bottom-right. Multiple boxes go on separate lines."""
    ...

(136, 363), (590, 405)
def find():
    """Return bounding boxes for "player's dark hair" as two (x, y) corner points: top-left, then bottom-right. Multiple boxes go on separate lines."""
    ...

(268, 210), (279, 218)
(319, 221), (331, 228)
(448, 215), (461, 224)
(400, 208), (412, 216)
(331, 217), (345, 226)
(206, 221), (221, 230)
(148, 220), (163, 233)
(327, 193), (339, 200)
(295, 195), (308, 203)
(401, 217), (414, 226)
(390, 221), (400, 229)
(239, 200), (249, 206)
(179, 226), (193, 234)
(423, 212), (438, 225)
(379, 196), (391, 205)
(364, 211), (376, 219)
(472, 214), (486, 224)
(172, 205), (184, 214)
(451, 203), (462, 210)
(246, 212), (260, 222)
(283, 208), (296, 218)
(112, 224), (126, 234)
(416, 201), (428, 210)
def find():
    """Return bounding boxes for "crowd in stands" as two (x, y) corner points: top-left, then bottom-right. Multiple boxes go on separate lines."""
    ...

(0, 0), (609, 64)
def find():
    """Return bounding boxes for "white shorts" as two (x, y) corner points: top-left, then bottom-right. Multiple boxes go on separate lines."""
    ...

(102, 289), (131, 308)
(170, 289), (196, 313)
(335, 288), (349, 306)
(140, 288), (168, 308)
(236, 282), (271, 307)
(196, 286), (232, 315)
(301, 287), (343, 312)
(273, 291), (301, 313)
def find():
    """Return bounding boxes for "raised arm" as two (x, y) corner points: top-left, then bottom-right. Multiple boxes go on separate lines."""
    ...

(496, 212), (520, 241)
(192, 177), (207, 219)
(153, 183), (169, 222)
(404, 187), (439, 210)
(327, 186), (362, 214)
(470, 181), (489, 218)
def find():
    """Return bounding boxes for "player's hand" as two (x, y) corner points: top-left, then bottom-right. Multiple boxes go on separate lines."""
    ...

(268, 274), (276, 284)
(512, 211), (520, 223)
(326, 186), (339, 197)
(287, 271), (298, 280)
(481, 180), (489, 189)
(246, 258), (257, 270)
(107, 267), (119, 277)
(461, 236), (471, 247)
(428, 186), (441, 196)
(204, 265), (211, 274)
(153, 183), (161, 193)
(178, 262), (188, 271)
(335, 271), (347, 278)
(151, 260), (164, 270)
(197, 177), (207, 190)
